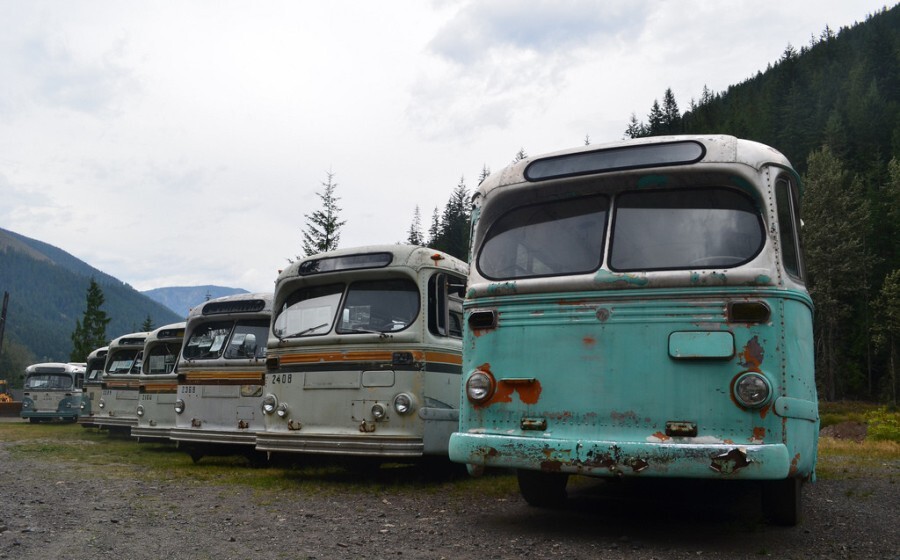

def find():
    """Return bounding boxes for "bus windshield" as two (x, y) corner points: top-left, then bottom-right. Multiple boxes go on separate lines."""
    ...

(25, 374), (73, 390)
(106, 350), (140, 374)
(274, 278), (420, 338)
(183, 320), (269, 360)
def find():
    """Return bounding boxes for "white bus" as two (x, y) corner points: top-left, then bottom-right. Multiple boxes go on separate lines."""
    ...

(78, 346), (109, 428)
(131, 323), (186, 442)
(169, 293), (272, 463)
(94, 332), (149, 433)
(255, 245), (467, 463)
(20, 362), (86, 423)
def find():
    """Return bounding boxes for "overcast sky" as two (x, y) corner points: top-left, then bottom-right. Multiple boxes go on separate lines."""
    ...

(0, 1), (891, 294)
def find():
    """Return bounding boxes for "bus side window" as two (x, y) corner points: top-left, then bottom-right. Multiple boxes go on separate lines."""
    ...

(428, 273), (466, 338)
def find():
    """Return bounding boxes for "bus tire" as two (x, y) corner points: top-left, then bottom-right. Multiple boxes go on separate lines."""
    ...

(761, 477), (802, 526)
(517, 469), (568, 508)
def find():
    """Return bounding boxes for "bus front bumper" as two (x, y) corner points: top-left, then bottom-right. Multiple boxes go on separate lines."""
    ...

(449, 432), (797, 479)
(169, 428), (257, 446)
(255, 432), (424, 458)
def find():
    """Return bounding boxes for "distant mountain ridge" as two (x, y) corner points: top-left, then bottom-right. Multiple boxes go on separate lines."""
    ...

(0, 227), (183, 362)
(142, 286), (250, 318)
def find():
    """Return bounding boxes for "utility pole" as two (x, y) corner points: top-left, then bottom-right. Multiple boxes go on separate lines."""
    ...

(0, 291), (9, 359)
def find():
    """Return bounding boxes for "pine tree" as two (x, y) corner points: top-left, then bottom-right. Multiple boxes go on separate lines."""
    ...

(478, 164), (491, 185)
(512, 148), (528, 163)
(802, 147), (872, 400)
(431, 177), (471, 260)
(647, 100), (663, 135)
(624, 112), (644, 139)
(427, 207), (441, 247)
(298, 170), (346, 259)
(141, 315), (154, 332)
(661, 88), (681, 133)
(70, 278), (111, 362)
(407, 205), (424, 246)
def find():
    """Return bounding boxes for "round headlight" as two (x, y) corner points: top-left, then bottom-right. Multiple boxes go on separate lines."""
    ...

(80, 402), (86, 410)
(136, 405), (145, 417)
(276, 402), (289, 418)
(98, 398), (106, 409)
(174, 399), (185, 414)
(393, 393), (413, 415)
(262, 394), (277, 414)
(371, 403), (386, 420)
(465, 370), (495, 403)
(734, 373), (771, 408)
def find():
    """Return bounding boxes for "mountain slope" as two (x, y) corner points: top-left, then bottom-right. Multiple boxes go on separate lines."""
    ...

(0, 227), (183, 362)
(142, 285), (250, 318)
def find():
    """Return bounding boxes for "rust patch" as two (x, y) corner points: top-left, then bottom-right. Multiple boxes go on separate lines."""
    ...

(751, 427), (766, 442)
(652, 431), (671, 441)
(540, 460), (563, 472)
(788, 453), (801, 476)
(710, 448), (750, 474)
(738, 336), (765, 370)
(759, 402), (772, 419)
(610, 410), (640, 425)
(583, 336), (596, 346)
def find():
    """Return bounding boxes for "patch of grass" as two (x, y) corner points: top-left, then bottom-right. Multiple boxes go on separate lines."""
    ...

(815, 436), (900, 480)
(818, 401), (878, 428)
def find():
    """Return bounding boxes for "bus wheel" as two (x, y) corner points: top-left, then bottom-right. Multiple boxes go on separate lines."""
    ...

(517, 469), (568, 508)
(761, 477), (802, 526)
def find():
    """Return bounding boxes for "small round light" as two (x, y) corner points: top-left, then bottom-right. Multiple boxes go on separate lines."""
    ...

(393, 393), (413, 415)
(136, 405), (145, 417)
(174, 399), (185, 414)
(466, 370), (495, 403)
(262, 394), (277, 415)
(734, 373), (771, 408)
(80, 402), (86, 410)
(98, 398), (106, 409)
(371, 403), (386, 420)
(276, 403), (289, 418)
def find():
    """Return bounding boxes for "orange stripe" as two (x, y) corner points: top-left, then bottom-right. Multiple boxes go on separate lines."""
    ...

(183, 371), (263, 382)
(105, 381), (140, 389)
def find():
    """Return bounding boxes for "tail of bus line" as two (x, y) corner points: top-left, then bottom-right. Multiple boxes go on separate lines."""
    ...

(449, 135), (818, 525)
(255, 245), (468, 463)
(20, 362), (86, 423)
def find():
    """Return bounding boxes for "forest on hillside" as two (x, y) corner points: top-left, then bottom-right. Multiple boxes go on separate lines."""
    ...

(415, 6), (900, 404)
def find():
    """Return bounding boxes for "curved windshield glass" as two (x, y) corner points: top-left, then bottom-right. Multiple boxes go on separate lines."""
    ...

(182, 321), (232, 360)
(336, 279), (419, 334)
(106, 349), (141, 374)
(609, 188), (763, 271)
(25, 374), (73, 390)
(274, 283), (344, 338)
(478, 195), (609, 280)
(224, 320), (269, 358)
(144, 343), (180, 374)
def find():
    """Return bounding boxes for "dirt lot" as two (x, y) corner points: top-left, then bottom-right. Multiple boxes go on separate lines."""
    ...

(1, 419), (898, 560)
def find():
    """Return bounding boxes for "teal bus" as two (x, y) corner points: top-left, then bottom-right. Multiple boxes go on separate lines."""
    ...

(78, 345), (108, 427)
(256, 245), (467, 462)
(20, 362), (86, 422)
(132, 322), (186, 442)
(449, 135), (818, 525)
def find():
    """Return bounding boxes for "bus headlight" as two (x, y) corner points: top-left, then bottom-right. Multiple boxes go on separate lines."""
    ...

(465, 370), (495, 404)
(276, 403), (289, 418)
(174, 399), (185, 414)
(371, 403), (386, 420)
(393, 393), (414, 415)
(98, 398), (106, 409)
(262, 394), (277, 415)
(136, 405), (145, 417)
(734, 373), (771, 408)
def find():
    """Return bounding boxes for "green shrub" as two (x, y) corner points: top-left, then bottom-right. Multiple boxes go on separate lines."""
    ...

(865, 407), (900, 442)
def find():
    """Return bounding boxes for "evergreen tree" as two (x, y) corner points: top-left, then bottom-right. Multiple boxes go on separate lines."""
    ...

(873, 269), (900, 404)
(430, 177), (471, 260)
(802, 147), (872, 400)
(478, 164), (491, 185)
(661, 88), (681, 132)
(624, 112), (644, 139)
(298, 170), (346, 259)
(141, 315), (154, 332)
(647, 100), (663, 135)
(70, 278), (111, 362)
(406, 205), (424, 246)
(512, 148), (528, 163)
(427, 206), (441, 247)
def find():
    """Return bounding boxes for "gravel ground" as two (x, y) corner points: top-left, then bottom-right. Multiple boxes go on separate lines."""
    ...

(1, 420), (897, 560)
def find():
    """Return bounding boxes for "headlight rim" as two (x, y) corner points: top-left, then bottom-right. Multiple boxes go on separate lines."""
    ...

(465, 369), (496, 404)
(733, 372), (772, 409)
(174, 399), (185, 414)
(262, 394), (278, 415)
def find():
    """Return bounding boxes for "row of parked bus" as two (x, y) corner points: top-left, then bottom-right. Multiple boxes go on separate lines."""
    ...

(18, 135), (819, 525)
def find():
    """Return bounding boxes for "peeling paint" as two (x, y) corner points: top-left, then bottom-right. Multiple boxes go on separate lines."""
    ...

(739, 336), (765, 369)
(593, 269), (649, 287)
(486, 282), (518, 296)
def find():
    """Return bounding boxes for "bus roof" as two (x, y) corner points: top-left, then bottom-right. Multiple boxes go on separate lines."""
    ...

(187, 292), (274, 320)
(478, 135), (796, 196)
(277, 244), (468, 286)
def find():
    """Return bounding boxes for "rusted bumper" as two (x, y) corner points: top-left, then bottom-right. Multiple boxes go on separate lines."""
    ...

(449, 432), (795, 479)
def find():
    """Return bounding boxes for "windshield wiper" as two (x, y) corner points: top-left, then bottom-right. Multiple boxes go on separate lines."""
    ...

(283, 323), (329, 339)
(343, 327), (392, 339)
